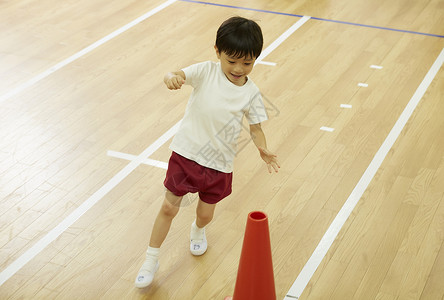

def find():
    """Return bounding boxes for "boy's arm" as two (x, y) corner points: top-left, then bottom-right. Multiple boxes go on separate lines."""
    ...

(249, 123), (280, 173)
(164, 70), (186, 90)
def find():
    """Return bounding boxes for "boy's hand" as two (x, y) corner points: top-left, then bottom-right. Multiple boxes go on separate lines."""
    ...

(164, 72), (185, 90)
(258, 147), (280, 173)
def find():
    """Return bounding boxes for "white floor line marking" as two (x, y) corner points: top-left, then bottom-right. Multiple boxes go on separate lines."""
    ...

(0, 0), (177, 104)
(255, 16), (311, 65)
(0, 121), (181, 286)
(285, 47), (444, 300)
(256, 61), (277, 66)
(0, 16), (310, 286)
(358, 82), (369, 87)
(320, 126), (334, 132)
(340, 104), (352, 108)
(107, 150), (168, 169)
(370, 65), (383, 69)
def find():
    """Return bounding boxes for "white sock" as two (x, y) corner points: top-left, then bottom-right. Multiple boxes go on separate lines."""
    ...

(146, 246), (160, 259)
(191, 220), (205, 240)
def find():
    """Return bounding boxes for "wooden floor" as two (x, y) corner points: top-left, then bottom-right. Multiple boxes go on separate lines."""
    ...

(1, 0), (443, 299)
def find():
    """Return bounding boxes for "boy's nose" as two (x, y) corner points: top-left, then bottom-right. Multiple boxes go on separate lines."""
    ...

(233, 64), (243, 74)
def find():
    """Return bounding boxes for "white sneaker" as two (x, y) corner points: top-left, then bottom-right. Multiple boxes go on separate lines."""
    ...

(135, 258), (159, 288)
(190, 224), (207, 256)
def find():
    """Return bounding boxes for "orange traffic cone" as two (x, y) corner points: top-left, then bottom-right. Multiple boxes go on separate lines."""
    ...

(226, 211), (276, 300)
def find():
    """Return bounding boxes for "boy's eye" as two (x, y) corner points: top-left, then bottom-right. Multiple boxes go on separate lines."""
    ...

(244, 63), (252, 66)
(228, 60), (235, 64)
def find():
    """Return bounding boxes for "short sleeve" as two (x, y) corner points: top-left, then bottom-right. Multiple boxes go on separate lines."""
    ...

(182, 61), (211, 88)
(245, 91), (269, 124)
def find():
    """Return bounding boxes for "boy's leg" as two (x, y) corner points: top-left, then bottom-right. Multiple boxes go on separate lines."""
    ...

(196, 199), (216, 228)
(149, 190), (183, 247)
(190, 199), (216, 256)
(135, 190), (183, 288)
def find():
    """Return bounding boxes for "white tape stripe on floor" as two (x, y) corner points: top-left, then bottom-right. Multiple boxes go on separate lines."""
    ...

(256, 61), (277, 66)
(107, 150), (168, 169)
(0, 0), (177, 104)
(285, 47), (444, 299)
(320, 126), (334, 132)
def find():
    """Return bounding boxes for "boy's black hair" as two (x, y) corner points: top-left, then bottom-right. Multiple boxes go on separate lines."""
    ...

(215, 17), (263, 59)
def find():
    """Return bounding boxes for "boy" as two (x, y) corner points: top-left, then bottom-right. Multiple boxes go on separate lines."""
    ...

(135, 16), (280, 288)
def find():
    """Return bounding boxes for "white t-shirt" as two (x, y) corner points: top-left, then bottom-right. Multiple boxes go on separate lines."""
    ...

(169, 61), (268, 173)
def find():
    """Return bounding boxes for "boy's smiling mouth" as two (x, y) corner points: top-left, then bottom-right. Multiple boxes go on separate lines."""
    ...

(230, 73), (243, 79)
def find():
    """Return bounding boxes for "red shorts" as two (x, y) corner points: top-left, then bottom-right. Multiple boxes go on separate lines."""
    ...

(164, 152), (233, 204)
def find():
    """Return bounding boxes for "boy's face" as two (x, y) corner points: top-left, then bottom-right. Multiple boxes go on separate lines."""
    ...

(215, 47), (255, 86)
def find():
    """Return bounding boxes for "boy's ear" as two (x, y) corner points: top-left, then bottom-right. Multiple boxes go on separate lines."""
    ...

(214, 45), (221, 59)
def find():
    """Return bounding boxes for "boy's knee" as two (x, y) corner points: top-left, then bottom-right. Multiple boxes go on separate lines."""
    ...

(160, 192), (182, 218)
(196, 210), (214, 224)
(160, 201), (179, 218)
